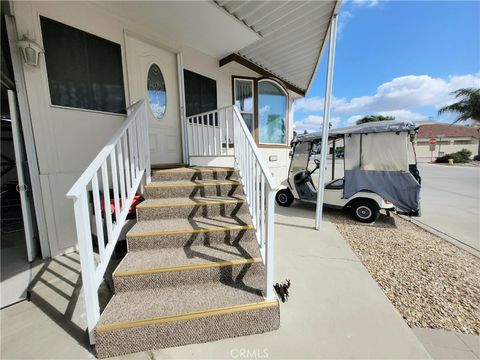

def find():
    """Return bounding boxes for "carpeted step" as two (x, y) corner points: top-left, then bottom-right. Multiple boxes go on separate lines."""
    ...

(136, 195), (248, 221)
(127, 214), (256, 251)
(144, 179), (243, 199)
(152, 167), (239, 182)
(95, 283), (280, 358)
(113, 240), (264, 292)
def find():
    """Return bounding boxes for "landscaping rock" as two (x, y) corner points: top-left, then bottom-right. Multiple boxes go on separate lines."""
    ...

(327, 210), (480, 335)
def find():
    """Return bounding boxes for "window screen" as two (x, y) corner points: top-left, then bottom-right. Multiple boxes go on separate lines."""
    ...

(40, 16), (126, 114)
(184, 70), (217, 117)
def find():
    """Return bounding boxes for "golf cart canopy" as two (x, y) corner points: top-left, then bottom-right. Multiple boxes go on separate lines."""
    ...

(292, 119), (419, 144)
(292, 120), (421, 215)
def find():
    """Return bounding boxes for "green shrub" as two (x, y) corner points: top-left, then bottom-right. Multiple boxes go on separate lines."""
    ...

(436, 148), (472, 163)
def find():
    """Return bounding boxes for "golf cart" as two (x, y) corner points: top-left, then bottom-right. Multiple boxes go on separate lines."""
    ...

(276, 120), (421, 223)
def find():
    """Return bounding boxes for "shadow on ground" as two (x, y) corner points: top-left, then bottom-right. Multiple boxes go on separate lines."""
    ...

(24, 251), (122, 354)
(275, 201), (397, 229)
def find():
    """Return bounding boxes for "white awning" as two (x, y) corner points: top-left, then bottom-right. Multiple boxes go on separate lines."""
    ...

(215, 0), (341, 94)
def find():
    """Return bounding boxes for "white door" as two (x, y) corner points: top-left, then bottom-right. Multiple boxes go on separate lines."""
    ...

(126, 35), (182, 165)
(7, 90), (38, 262)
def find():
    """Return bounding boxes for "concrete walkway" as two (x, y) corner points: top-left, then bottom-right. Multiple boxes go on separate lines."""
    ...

(413, 328), (479, 360)
(1, 203), (430, 359)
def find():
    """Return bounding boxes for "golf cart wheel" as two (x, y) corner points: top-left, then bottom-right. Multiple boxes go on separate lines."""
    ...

(351, 200), (379, 223)
(276, 188), (294, 207)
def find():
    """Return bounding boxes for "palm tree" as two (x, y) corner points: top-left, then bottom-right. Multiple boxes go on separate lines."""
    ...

(438, 88), (480, 124)
(438, 88), (480, 157)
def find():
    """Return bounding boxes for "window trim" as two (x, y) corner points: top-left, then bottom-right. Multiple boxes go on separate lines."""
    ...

(147, 62), (167, 120)
(257, 78), (289, 147)
(39, 15), (128, 116)
(184, 68), (218, 117)
(231, 76), (290, 148)
(233, 77), (255, 132)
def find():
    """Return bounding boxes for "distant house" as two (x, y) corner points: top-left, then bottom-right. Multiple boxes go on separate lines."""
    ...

(414, 122), (480, 161)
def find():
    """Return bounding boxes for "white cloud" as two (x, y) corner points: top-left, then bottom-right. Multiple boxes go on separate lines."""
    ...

(345, 115), (364, 126)
(259, 105), (270, 116)
(344, 110), (428, 126)
(337, 10), (353, 39)
(295, 115), (324, 133)
(295, 96), (346, 112)
(352, 0), (380, 7)
(378, 110), (428, 122)
(294, 115), (342, 133)
(335, 74), (480, 115)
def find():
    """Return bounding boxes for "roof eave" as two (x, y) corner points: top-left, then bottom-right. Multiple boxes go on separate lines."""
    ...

(219, 53), (306, 96)
(304, 0), (343, 95)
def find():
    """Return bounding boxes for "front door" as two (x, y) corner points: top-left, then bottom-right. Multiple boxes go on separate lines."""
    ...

(125, 34), (182, 165)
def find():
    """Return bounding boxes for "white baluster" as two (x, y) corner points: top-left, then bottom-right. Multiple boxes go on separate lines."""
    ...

(91, 173), (105, 261)
(110, 150), (121, 224)
(127, 126), (135, 188)
(73, 190), (100, 344)
(225, 109), (230, 156)
(101, 162), (113, 243)
(265, 189), (275, 299)
(260, 173), (265, 250)
(122, 134), (131, 197)
(117, 139), (126, 206)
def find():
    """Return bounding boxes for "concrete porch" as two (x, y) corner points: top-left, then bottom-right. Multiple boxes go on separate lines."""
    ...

(1, 203), (430, 359)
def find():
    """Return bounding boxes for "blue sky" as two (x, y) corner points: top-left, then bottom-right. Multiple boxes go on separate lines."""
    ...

(294, 0), (480, 133)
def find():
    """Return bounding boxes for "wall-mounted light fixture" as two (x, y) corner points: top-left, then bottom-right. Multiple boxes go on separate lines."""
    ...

(18, 36), (44, 67)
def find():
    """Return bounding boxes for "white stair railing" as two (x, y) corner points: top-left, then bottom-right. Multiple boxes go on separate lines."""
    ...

(67, 100), (150, 344)
(186, 105), (234, 157)
(186, 105), (279, 299)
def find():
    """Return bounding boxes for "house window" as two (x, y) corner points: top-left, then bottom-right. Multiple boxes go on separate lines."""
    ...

(234, 78), (254, 132)
(147, 64), (166, 119)
(40, 16), (126, 114)
(258, 80), (287, 145)
(184, 70), (217, 117)
(453, 139), (473, 145)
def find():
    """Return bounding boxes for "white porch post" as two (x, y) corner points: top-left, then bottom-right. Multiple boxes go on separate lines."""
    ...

(315, 14), (338, 230)
(177, 52), (188, 164)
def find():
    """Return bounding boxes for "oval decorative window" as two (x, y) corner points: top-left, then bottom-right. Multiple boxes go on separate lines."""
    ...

(147, 64), (166, 119)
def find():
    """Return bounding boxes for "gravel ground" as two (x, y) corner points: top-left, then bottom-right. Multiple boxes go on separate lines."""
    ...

(327, 210), (480, 335)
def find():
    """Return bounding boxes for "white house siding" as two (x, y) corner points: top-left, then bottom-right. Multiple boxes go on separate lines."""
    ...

(12, 1), (296, 257)
(182, 46), (295, 184)
(12, 1), (135, 256)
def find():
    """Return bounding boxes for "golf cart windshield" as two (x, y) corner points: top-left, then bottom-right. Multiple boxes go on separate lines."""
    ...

(289, 141), (313, 175)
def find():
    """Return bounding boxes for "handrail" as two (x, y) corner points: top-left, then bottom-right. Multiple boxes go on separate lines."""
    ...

(185, 105), (278, 299)
(232, 105), (279, 191)
(66, 99), (150, 344)
(185, 105), (233, 118)
(67, 101), (145, 199)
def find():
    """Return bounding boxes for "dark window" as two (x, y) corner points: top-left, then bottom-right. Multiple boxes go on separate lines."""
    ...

(184, 70), (217, 117)
(40, 16), (126, 114)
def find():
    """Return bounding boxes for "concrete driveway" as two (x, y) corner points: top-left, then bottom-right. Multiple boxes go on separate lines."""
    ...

(417, 163), (480, 252)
